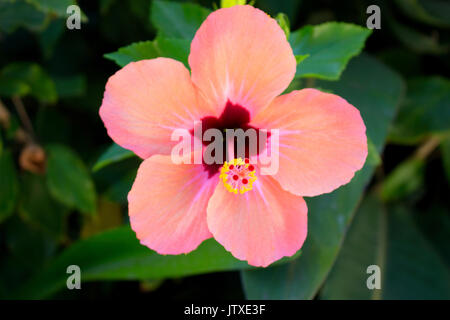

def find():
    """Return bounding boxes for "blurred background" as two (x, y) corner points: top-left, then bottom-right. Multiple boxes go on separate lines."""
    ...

(0, 0), (449, 300)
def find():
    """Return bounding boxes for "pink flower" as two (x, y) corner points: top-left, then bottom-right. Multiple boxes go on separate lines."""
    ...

(99, 5), (367, 267)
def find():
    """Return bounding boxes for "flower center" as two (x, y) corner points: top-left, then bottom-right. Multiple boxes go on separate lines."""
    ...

(190, 100), (269, 178)
(220, 158), (257, 194)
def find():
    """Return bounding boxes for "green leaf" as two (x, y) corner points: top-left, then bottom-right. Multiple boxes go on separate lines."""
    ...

(241, 55), (404, 299)
(367, 137), (382, 166)
(275, 12), (290, 39)
(46, 144), (96, 215)
(289, 22), (372, 80)
(380, 157), (425, 202)
(28, 0), (74, 16)
(0, 0), (48, 33)
(389, 20), (449, 55)
(39, 18), (65, 59)
(15, 226), (299, 299)
(15, 227), (251, 299)
(103, 41), (159, 67)
(320, 195), (386, 299)
(0, 150), (19, 223)
(389, 76), (450, 144)
(295, 54), (309, 64)
(321, 196), (450, 299)
(92, 156), (140, 204)
(104, 37), (190, 68)
(103, 169), (137, 205)
(155, 37), (191, 67)
(0, 78), (30, 97)
(0, 63), (57, 103)
(92, 143), (135, 172)
(18, 173), (66, 240)
(394, 0), (450, 28)
(150, 0), (211, 40)
(0, 0), (86, 34)
(28, 0), (88, 21)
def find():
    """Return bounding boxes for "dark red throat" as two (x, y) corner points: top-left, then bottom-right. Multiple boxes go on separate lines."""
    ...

(190, 100), (269, 178)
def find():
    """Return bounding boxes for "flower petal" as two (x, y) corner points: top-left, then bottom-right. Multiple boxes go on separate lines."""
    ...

(128, 155), (217, 254)
(207, 174), (308, 267)
(100, 58), (214, 159)
(189, 5), (296, 117)
(252, 88), (368, 197)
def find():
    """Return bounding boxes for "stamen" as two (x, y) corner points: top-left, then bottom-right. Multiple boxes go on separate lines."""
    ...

(219, 158), (257, 194)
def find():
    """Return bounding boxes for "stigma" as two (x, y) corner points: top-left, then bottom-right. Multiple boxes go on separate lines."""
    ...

(219, 158), (257, 194)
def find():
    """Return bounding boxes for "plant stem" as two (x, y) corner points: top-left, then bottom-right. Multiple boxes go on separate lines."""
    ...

(12, 95), (35, 139)
(0, 98), (10, 128)
(414, 136), (441, 160)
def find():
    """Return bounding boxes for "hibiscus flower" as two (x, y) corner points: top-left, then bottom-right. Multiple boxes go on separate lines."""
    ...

(99, 5), (367, 267)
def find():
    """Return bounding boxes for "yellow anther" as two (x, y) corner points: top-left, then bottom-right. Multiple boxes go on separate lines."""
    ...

(219, 158), (257, 194)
